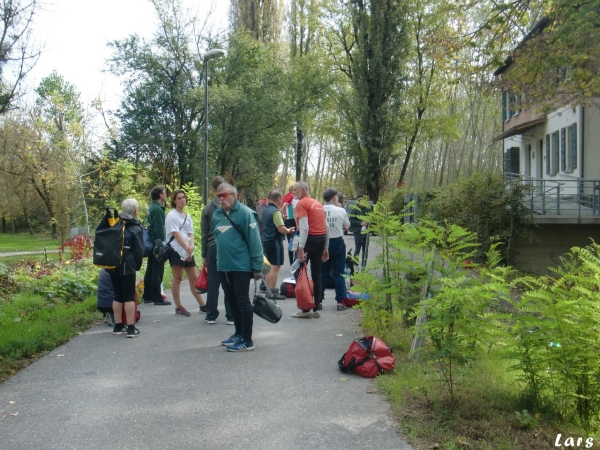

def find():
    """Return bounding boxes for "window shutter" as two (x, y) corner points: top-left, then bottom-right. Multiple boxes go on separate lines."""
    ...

(560, 128), (566, 171)
(569, 124), (577, 170)
(545, 135), (550, 175)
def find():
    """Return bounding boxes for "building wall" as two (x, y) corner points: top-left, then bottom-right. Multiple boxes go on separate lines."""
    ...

(512, 224), (600, 273)
(503, 102), (600, 183)
(583, 101), (600, 178)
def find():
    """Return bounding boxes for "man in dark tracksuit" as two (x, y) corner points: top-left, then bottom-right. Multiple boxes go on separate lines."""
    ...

(143, 186), (171, 305)
(201, 176), (233, 324)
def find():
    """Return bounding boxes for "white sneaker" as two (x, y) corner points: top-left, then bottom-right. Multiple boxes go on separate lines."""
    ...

(291, 311), (313, 319)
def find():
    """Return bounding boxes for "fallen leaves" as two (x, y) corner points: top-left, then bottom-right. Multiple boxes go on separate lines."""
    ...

(339, 377), (350, 382)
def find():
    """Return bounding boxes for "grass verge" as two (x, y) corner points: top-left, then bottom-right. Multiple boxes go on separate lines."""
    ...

(369, 326), (594, 450)
(0, 292), (99, 382)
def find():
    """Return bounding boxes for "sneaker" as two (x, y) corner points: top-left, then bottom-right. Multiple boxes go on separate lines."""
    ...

(126, 327), (141, 338)
(337, 303), (348, 311)
(266, 289), (285, 300)
(143, 299), (154, 304)
(175, 306), (191, 316)
(226, 320), (235, 325)
(291, 311), (313, 319)
(312, 311), (321, 318)
(154, 300), (172, 306)
(259, 282), (267, 292)
(199, 305), (208, 314)
(204, 318), (216, 324)
(226, 340), (255, 352)
(112, 324), (127, 335)
(221, 335), (243, 346)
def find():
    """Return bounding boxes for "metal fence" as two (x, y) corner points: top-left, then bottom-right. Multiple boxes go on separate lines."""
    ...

(505, 172), (600, 219)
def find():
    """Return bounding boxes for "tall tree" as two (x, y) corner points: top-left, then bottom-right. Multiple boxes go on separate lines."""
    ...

(0, 0), (41, 114)
(344, 0), (410, 201)
(208, 32), (291, 202)
(107, 0), (204, 186)
(230, 0), (284, 43)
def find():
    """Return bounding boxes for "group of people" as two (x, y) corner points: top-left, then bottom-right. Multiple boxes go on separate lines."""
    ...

(98, 178), (371, 352)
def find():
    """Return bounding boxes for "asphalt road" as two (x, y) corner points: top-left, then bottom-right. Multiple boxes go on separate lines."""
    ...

(0, 236), (413, 450)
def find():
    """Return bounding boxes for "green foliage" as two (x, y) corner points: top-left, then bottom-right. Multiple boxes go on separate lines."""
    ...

(505, 241), (600, 429)
(178, 183), (203, 259)
(419, 173), (531, 263)
(514, 410), (539, 430)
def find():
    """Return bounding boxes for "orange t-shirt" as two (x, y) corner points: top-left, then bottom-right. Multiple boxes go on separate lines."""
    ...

(295, 196), (327, 235)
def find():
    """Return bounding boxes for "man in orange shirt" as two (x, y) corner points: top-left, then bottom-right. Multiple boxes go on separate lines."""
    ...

(292, 181), (329, 318)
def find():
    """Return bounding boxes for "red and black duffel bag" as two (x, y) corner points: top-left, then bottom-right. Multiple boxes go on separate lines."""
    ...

(338, 336), (395, 378)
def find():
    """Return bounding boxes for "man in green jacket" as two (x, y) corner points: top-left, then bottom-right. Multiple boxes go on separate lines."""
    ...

(212, 182), (263, 352)
(142, 185), (171, 305)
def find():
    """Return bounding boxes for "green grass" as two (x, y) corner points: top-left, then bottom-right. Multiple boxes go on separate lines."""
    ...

(0, 232), (60, 253)
(0, 292), (99, 381)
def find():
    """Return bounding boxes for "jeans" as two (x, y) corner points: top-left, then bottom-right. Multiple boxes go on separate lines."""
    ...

(206, 244), (232, 321)
(143, 255), (165, 302)
(320, 237), (347, 302)
(302, 234), (326, 312)
(218, 271), (253, 342)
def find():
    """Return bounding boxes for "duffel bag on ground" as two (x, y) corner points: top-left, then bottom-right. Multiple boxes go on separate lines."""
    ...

(279, 276), (296, 298)
(338, 336), (394, 378)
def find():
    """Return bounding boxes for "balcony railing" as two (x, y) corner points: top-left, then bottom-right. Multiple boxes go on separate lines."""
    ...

(505, 173), (600, 221)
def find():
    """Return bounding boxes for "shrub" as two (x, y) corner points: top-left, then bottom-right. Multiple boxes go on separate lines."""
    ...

(413, 173), (531, 263)
(58, 234), (93, 262)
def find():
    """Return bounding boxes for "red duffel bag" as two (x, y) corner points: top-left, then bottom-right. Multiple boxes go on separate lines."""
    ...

(295, 263), (315, 310)
(338, 336), (395, 378)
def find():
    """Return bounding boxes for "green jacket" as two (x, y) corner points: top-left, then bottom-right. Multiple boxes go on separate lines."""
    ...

(212, 200), (263, 274)
(146, 200), (166, 241)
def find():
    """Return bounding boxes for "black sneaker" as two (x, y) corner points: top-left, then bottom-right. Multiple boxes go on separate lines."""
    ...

(154, 300), (172, 306)
(337, 303), (347, 311)
(127, 327), (141, 338)
(199, 305), (208, 314)
(112, 324), (127, 335)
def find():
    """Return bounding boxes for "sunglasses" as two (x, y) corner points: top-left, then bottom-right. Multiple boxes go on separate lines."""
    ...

(217, 192), (234, 199)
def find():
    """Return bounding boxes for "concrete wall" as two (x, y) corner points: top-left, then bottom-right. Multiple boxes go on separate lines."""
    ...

(512, 224), (600, 273)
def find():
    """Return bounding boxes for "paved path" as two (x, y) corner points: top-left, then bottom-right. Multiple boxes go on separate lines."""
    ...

(0, 236), (413, 450)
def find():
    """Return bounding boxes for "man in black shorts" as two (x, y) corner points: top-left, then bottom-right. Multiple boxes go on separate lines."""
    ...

(262, 189), (295, 300)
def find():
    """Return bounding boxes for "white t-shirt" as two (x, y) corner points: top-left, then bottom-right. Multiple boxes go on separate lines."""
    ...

(324, 203), (350, 238)
(165, 209), (194, 259)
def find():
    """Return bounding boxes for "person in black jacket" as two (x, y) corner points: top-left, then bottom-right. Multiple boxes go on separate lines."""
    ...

(348, 195), (372, 266)
(108, 198), (145, 338)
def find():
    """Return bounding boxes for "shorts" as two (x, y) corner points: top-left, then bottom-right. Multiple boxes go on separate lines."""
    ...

(169, 251), (197, 268)
(263, 239), (284, 267)
(108, 272), (136, 303)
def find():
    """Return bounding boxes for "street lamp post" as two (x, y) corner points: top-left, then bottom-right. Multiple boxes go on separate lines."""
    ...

(202, 48), (226, 207)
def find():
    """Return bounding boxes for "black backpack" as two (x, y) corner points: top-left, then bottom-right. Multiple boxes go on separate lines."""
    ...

(93, 207), (125, 269)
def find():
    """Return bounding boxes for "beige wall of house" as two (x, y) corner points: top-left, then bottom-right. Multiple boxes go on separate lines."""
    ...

(583, 101), (600, 179)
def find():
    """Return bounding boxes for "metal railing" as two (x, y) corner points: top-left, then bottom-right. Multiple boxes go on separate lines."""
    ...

(505, 173), (600, 220)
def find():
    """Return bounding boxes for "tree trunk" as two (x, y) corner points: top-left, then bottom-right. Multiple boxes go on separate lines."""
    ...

(295, 126), (303, 181)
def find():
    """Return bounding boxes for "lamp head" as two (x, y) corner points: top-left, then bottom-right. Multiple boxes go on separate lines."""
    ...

(202, 48), (226, 61)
